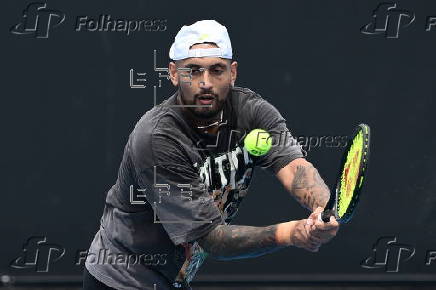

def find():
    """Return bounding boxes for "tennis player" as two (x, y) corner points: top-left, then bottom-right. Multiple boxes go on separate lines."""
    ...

(83, 20), (339, 290)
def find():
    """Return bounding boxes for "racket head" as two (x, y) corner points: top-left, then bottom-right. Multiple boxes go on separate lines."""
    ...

(332, 123), (371, 223)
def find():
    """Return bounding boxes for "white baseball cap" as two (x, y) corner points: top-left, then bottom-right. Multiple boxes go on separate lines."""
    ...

(169, 20), (233, 60)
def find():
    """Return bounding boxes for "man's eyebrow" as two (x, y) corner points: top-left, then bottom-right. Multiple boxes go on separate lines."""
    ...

(181, 63), (228, 69)
(182, 63), (201, 69)
(209, 63), (227, 69)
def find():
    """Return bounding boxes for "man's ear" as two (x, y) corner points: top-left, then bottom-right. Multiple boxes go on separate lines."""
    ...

(169, 61), (178, 86)
(230, 61), (238, 86)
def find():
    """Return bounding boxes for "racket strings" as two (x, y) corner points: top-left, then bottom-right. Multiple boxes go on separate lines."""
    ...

(337, 130), (364, 218)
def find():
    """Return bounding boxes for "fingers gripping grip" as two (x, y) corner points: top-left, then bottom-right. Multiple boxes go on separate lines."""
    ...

(318, 209), (335, 223)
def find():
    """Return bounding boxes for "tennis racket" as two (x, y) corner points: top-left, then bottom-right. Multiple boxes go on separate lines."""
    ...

(318, 123), (371, 224)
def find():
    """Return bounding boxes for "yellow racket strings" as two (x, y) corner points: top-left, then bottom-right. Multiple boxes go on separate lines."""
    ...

(337, 130), (364, 217)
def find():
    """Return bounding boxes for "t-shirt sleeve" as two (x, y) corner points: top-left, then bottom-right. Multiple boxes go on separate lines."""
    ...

(249, 96), (306, 174)
(131, 128), (224, 246)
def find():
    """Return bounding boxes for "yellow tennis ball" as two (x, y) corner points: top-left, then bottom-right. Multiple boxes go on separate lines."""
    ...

(244, 129), (272, 156)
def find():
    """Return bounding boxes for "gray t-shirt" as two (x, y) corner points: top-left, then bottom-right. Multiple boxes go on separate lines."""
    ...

(85, 87), (304, 289)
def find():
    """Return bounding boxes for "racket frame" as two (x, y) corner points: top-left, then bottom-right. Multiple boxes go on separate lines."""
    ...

(320, 123), (371, 224)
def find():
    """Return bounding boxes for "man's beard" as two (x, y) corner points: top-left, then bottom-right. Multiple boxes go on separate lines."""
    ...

(179, 89), (226, 120)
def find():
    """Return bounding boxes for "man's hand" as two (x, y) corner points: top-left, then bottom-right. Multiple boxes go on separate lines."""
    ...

(288, 207), (340, 252)
(305, 207), (340, 246)
(289, 219), (322, 252)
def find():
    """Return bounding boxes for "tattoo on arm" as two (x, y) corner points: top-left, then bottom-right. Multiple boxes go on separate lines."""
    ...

(290, 164), (330, 211)
(197, 224), (285, 260)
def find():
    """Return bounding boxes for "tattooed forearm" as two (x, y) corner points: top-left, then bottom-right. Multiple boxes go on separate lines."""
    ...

(197, 224), (286, 261)
(290, 164), (330, 211)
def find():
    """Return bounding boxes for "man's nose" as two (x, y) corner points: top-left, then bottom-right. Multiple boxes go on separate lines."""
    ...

(199, 70), (213, 90)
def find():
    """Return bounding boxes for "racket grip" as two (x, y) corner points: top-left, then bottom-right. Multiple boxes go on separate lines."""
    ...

(320, 209), (335, 223)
